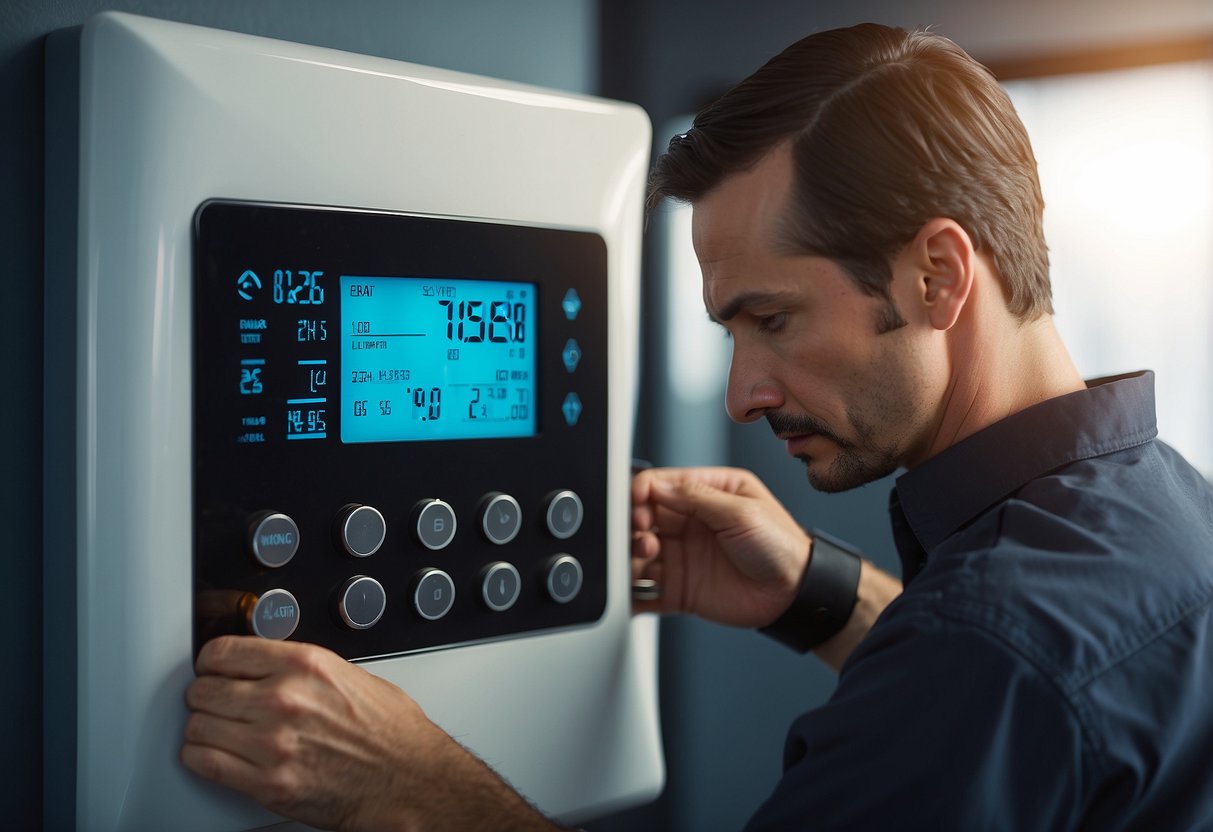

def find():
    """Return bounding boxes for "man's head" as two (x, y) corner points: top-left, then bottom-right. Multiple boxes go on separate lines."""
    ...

(650, 25), (1054, 491)
(649, 23), (1051, 323)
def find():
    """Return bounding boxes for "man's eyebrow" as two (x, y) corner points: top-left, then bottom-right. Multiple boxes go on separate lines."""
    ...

(707, 290), (798, 324)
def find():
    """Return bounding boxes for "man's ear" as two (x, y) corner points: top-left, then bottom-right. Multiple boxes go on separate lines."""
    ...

(900, 218), (975, 332)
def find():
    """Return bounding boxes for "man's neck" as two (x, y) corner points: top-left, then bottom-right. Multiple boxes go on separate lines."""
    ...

(921, 312), (1085, 464)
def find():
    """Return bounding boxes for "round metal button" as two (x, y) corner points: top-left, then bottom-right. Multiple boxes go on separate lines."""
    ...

(545, 555), (583, 604)
(481, 561), (521, 612)
(414, 568), (456, 620)
(246, 588), (301, 639)
(336, 504), (386, 558)
(414, 500), (457, 550)
(337, 575), (386, 630)
(545, 490), (583, 540)
(249, 512), (300, 568)
(480, 493), (522, 545)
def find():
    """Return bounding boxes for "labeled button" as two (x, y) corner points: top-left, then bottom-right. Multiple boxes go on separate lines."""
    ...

(481, 561), (522, 612)
(545, 490), (583, 539)
(562, 288), (581, 320)
(337, 575), (386, 630)
(562, 339), (582, 374)
(480, 493), (522, 545)
(247, 589), (301, 639)
(414, 568), (456, 620)
(249, 512), (300, 568)
(545, 555), (583, 604)
(561, 393), (582, 426)
(336, 504), (386, 558)
(414, 499), (457, 550)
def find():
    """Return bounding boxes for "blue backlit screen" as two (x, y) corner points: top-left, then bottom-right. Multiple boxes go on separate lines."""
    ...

(340, 275), (537, 443)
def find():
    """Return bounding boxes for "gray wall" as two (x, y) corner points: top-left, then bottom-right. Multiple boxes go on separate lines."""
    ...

(2, 1), (592, 827)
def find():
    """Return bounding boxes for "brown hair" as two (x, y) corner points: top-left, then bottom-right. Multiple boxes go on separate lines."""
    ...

(648, 23), (1052, 321)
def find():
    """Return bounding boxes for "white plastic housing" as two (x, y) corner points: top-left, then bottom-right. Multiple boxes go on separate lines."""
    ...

(46, 12), (660, 831)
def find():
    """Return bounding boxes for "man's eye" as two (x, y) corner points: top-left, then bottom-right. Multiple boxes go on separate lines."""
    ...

(756, 312), (787, 333)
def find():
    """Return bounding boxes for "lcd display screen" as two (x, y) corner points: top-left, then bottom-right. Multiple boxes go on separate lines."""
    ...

(340, 275), (538, 442)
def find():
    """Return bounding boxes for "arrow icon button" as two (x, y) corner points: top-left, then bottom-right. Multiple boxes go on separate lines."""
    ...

(481, 493), (522, 545)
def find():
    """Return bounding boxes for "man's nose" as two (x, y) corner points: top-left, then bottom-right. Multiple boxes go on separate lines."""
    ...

(724, 348), (783, 423)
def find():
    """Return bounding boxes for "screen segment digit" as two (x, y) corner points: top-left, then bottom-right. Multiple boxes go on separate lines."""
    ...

(340, 276), (537, 443)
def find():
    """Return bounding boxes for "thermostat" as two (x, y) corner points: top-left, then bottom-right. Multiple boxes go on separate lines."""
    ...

(44, 12), (661, 831)
(193, 200), (610, 659)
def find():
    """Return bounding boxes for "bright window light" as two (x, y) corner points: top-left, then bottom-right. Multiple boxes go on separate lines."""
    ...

(659, 198), (731, 465)
(666, 200), (729, 404)
(1005, 61), (1213, 477)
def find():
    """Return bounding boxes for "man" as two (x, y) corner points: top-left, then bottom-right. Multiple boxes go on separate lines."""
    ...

(182, 23), (1213, 830)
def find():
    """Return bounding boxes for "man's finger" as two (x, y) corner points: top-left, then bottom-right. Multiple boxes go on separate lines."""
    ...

(631, 530), (660, 563)
(180, 739), (279, 803)
(632, 554), (663, 583)
(183, 709), (275, 768)
(648, 475), (754, 532)
(195, 634), (309, 679)
(185, 674), (262, 721)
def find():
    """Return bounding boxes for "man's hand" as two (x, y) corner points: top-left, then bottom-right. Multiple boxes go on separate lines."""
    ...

(631, 466), (811, 628)
(181, 636), (560, 832)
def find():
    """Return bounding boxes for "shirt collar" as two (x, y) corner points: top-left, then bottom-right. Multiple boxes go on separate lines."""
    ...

(891, 371), (1159, 582)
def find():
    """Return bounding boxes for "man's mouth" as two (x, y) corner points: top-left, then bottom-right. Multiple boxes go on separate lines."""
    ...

(783, 434), (818, 457)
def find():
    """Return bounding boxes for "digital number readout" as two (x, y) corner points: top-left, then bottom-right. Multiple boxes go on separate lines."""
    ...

(340, 275), (538, 443)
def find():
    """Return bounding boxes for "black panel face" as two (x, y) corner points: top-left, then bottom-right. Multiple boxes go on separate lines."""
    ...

(193, 201), (608, 660)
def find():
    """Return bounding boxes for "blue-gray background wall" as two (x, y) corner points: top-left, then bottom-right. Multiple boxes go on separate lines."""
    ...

(6, 1), (1213, 829)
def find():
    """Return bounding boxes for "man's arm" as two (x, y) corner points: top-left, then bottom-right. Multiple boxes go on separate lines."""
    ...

(181, 636), (564, 832)
(744, 608), (1087, 831)
(813, 559), (903, 671)
(630, 466), (901, 670)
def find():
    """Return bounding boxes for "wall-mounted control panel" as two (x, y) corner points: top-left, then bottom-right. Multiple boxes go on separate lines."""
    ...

(194, 201), (608, 658)
(44, 12), (661, 832)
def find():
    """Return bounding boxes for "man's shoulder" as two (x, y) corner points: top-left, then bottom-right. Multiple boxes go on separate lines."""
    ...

(893, 438), (1213, 687)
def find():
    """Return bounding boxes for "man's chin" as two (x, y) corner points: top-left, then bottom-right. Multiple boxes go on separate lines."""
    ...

(805, 467), (864, 494)
(798, 453), (893, 494)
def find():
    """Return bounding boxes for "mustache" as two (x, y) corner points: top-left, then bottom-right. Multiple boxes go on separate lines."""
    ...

(765, 411), (852, 449)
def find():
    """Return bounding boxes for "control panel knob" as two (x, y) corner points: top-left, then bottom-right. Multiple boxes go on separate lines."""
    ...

(481, 561), (522, 612)
(479, 493), (522, 545)
(243, 588), (301, 639)
(545, 555), (583, 604)
(337, 575), (387, 630)
(335, 504), (386, 558)
(544, 490), (583, 540)
(248, 512), (300, 568)
(413, 568), (456, 620)
(413, 499), (457, 550)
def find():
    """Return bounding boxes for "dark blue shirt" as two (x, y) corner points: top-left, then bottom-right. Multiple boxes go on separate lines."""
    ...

(746, 372), (1213, 831)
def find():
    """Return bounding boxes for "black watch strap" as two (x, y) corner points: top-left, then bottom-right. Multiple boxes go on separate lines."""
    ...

(759, 530), (862, 653)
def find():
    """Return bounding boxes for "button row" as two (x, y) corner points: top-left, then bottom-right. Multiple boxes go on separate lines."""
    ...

(248, 490), (583, 569)
(244, 555), (582, 640)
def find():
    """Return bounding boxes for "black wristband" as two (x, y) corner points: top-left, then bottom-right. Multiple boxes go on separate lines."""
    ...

(759, 530), (863, 653)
